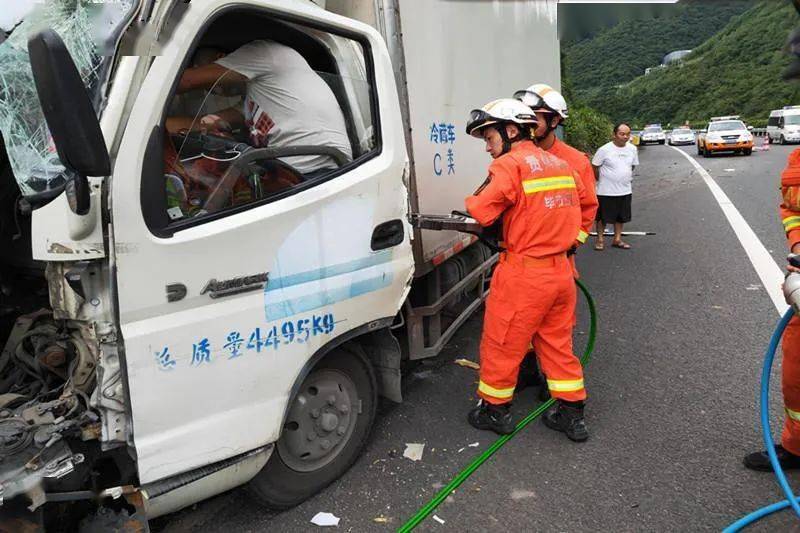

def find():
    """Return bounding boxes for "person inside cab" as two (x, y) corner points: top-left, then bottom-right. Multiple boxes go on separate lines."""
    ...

(163, 40), (353, 218)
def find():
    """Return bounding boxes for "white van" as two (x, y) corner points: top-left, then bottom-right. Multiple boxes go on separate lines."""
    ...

(767, 106), (800, 144)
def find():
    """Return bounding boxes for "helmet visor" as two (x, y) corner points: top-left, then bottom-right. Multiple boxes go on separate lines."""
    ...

(466, 109), (495, 136)
(513, 89), (545, 110)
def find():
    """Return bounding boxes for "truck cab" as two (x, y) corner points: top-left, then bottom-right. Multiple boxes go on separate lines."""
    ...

(0, 0), (560, 528)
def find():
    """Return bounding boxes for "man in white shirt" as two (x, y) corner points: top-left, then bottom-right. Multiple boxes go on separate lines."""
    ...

(591, 123), (639, 250)
(172, 40), (353, 176)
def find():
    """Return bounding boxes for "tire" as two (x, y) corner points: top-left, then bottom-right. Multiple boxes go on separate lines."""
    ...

(696, 143), (702, 155)
(248, 344), (377, 509)
(659, 140), (665, 145)
(781, 135), (786, 145)
(744, 148), (752, 156)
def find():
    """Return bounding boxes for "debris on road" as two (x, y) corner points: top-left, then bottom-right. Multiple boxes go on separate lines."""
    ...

(432, 515), (446, 525)
(403, 443), (425, 461)
(454, 358), (480, 370)
(468, 441), (479, 448)
(310, 512), (340, 527)
(373, 516), (390, 524)
(510, 489), (537, 500)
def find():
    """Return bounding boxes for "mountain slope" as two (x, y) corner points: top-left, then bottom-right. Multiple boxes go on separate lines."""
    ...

(587, 1), (800, 126)
(562, 0), (751, 101)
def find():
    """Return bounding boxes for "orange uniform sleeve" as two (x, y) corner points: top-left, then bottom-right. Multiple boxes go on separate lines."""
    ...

(465, 157), (519, 227)
(781, 150), (800, 250)
(575, 154), (598, 244)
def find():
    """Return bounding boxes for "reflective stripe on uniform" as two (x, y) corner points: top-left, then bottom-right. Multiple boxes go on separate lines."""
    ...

(577, 229), (589, 243)
(547, 378), (584, 392)
(784, 216), (800, 232)
(787, 406), (800, 422)
(478, 381), (515, 399)
(522, 175), (576, 195)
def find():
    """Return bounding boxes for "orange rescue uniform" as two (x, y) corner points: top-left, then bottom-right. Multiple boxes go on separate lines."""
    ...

(780, 148), (800, 455)
(548, 137), (599, 263)
(466, 140), (587, 404)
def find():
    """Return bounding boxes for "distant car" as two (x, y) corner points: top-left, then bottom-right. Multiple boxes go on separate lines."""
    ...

(668, 128), (696, 145)
(767, 106), (800, 144)
(696, 115), (753, 156)
(640, 126), (666, 145)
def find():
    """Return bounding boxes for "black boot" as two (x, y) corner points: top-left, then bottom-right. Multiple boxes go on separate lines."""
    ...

(468, 400), (515, 435)
(743, 444), (800, 472)
(543, 400), (589, 442)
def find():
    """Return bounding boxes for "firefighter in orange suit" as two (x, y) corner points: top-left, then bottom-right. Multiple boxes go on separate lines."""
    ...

(512, 84), (599, 395)
(464, 99), (589, 441)
(744, 149), (800, 471)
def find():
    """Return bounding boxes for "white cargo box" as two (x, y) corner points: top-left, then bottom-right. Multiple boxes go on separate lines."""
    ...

(326, 0), (561, 275)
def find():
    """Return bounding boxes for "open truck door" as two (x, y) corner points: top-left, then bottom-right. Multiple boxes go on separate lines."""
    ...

(109, 0), (412, 503)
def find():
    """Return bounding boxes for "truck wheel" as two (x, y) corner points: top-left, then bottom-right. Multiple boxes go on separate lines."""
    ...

(696, 144), (702, 155)
(744, 148), (752, 156)
(248, 345), (377, 509)
(781, 135), (786, 145)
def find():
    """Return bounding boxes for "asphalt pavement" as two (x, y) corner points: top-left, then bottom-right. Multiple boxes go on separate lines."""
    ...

(152, 141), (800, 532)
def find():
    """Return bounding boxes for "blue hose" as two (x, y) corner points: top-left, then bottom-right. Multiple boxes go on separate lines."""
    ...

(724, 307), (800, 532)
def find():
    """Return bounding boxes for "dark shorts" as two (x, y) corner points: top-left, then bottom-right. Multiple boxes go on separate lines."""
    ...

(596, 194), (632, 223)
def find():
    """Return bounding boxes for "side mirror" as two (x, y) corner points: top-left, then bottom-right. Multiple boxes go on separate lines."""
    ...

(28, 29), (109, 215)
(748, 126), (754, 131)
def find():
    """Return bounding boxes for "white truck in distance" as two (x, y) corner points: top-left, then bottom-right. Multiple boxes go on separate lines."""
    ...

(0, 0), (560, 529)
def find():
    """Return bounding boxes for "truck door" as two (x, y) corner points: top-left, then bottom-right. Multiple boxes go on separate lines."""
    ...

(110, 1), (412, 483)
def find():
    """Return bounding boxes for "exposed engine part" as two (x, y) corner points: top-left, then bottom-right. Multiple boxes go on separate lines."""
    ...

(0, 310), (112, 511)
(0, 311), (96, 399)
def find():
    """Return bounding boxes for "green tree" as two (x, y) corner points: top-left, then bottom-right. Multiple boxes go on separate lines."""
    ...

(564, 106), (614, 155)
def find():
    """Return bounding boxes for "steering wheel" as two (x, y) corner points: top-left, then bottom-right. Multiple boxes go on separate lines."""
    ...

(175, 130), (245, 159)
(202, 145), (350, 213)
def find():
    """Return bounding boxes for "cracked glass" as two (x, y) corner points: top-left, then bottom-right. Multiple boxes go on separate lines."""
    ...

(0, 0), (135, 196)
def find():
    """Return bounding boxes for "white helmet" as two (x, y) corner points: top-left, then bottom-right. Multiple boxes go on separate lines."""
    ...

(513, 83), (568, 120)
(465, 98), (538, 138)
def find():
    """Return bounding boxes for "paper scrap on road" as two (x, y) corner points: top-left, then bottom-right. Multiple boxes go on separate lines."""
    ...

(433, 515), (446, 525)
(723, 168), (736, 172)
(373, 516), (390, 524)
(310, 512), (340, 527)
(746, 284), (760, 291)
(403, 443), (425, 461)
(468, 442), (479, 447)
(454, 358), (480, 370)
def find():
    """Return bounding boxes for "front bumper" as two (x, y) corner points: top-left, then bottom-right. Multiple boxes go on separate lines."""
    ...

(706, 141), (753, 152)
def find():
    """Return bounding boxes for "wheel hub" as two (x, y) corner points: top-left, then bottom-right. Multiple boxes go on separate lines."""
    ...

(277, 369), (360, 472)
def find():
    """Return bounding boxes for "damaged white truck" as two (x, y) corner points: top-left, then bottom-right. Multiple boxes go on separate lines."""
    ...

(0, 0), (560, 529)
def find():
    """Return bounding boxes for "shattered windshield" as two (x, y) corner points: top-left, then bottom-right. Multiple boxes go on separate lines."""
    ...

(0, 0), (136, 196)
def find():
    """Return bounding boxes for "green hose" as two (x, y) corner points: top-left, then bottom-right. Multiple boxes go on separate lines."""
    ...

(397, 279), (598, 532)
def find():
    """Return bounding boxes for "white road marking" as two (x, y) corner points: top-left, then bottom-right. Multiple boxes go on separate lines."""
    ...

(671, 146), (788, 315)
